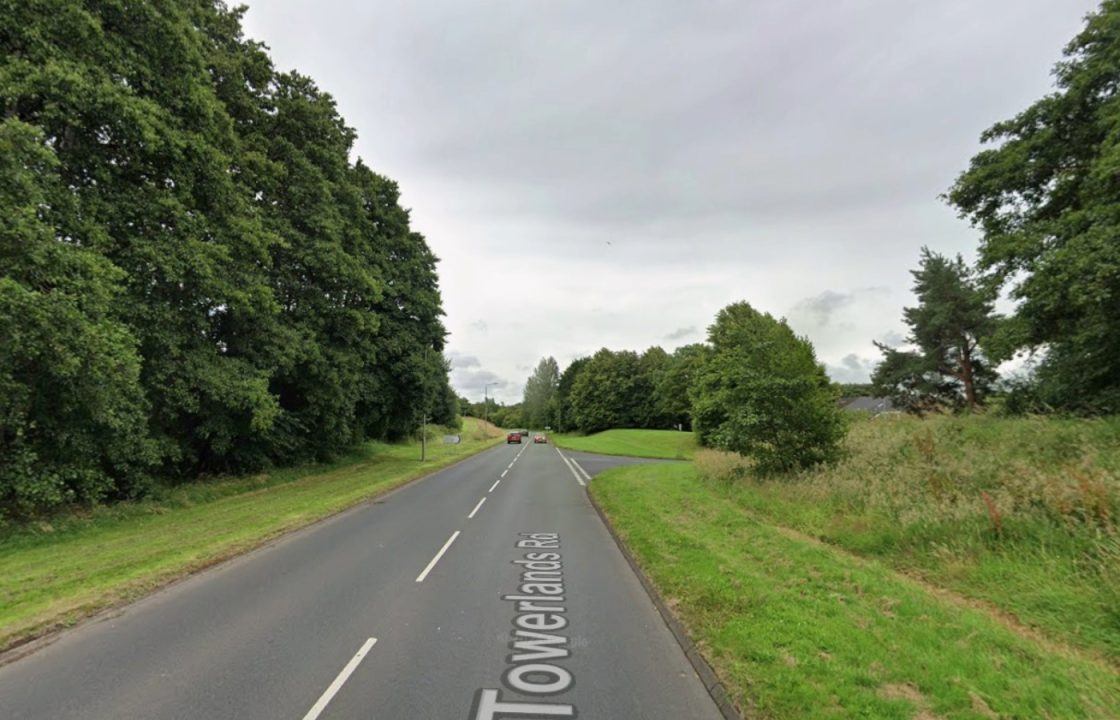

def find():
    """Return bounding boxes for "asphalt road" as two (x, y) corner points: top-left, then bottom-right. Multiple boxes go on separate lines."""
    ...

(0, 440), (724, 719)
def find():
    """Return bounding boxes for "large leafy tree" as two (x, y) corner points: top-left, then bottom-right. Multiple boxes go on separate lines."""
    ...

(872, 249), (997, 412)
(1, 1), (454, 516)
(947, 1), (1120, 412)
(691, 302), (845, 474)
(552, 357), (589, 431)
(0, 119), (156, 515)
(522, 357), (560, 429)
(635, 346), (671, 428)
(2, 0), (282, 475)
(654, 343), (708, 430)
(569, 349), (645, 433)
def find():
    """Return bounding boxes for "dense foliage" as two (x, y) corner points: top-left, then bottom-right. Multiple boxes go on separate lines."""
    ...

(948, 0), (1120, 413)
(692, 302), (846, 474)
(872, 249), (997, 413)
(532, 302), (845, 473)
(521, 357), (559, 429)
(0, 1), (453, 518)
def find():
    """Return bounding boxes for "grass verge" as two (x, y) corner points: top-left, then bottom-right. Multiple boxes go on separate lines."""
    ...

(592, 462), (1120, 719)
(0, 418), (503, 654)
(553, 428), (696, 459)
(694, 414), (1120, 664)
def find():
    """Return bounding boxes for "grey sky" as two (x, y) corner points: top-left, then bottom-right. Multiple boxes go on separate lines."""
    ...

(243, 0), (1097, 402)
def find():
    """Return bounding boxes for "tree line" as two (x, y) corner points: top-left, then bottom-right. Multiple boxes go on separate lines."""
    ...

(874, 1), (1120, 416)
(516, 302), (847, 474)
(1, 1), (456, 519)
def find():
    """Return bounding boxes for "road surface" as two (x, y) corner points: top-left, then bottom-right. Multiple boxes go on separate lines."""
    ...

(0, 441), (724, 719)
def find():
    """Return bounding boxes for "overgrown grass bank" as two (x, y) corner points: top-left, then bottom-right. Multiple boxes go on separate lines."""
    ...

(0, 418), (503, 653)
(696, 414), (1120, 662)
(553, 428), (696, 459)
(592, 462), (1120, 718)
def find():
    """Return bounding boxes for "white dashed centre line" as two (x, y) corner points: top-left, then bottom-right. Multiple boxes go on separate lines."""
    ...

(468, 497), (487, 519)
(489, 479), (501, 492)
(301, 637), (377, 720)
(415, 531), (461, 583)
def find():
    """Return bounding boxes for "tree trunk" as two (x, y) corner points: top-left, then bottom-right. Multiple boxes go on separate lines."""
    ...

(960, 341), (978, 410)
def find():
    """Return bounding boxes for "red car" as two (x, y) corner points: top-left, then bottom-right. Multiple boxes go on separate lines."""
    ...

(533, 434), (547, 444)
(507, 432), (522, 444)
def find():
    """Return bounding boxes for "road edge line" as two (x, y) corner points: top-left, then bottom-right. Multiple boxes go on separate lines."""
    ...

(569, 457), (592, 482)
(554, 448), (586, 486)
(586, 490), (745, 720)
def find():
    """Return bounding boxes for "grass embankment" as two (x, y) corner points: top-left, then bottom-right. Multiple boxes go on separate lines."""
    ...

(0, 418), (504, 654)
(697, 414), (1120, 663)
(553, 428), (696, 459)
(591, 416), (1120, 717)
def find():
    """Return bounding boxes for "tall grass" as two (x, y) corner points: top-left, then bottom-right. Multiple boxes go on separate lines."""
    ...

(694, 413), (1120, 661)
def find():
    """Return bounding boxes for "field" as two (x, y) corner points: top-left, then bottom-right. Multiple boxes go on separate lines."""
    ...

(0, 418), (504, 654)
(589, 415), (1120, 717)
(553, 428), (697, 459)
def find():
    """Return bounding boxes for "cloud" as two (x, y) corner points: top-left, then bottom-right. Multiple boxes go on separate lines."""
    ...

(450, 367), (508, 398)
(446, 351), (481, 369)
(241, 0), (1096, 404)
(788, 287), (890, 328)
(665, 326), (697, 341)
(878, 329), (907, 348)
(789, 290), (857, 326)
(826, 353), (879, 384)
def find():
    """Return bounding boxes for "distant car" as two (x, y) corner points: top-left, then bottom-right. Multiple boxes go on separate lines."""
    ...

(519, 429), (529, 437)
(507, 432), (522, 444)
(533, 434), (547, 444)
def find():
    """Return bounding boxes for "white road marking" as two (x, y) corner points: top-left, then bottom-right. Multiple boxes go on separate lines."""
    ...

(489, 479), (501, 492)
(554, 448), (585, 487)
(300, 637), (377, 720)
(570, 458), (592, 482)
(501, 468), (509, 478)
(415, 531), (461, 583)
(468, 497), (487, 519)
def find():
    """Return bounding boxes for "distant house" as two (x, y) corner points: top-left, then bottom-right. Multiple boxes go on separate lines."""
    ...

(840, 396), (896, 414)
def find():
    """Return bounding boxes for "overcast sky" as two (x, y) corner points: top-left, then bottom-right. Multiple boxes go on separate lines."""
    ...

(243, 0), (1097, 403)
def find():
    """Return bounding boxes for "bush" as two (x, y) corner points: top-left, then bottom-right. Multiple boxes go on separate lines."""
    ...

(691, 302), (846, 474)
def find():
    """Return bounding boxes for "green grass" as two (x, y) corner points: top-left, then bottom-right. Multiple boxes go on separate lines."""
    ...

(553, 428), (696, 459)
(0, 418), (503, 653)
(694, 414), (1120, 663)
(592, 462), (1120, 719)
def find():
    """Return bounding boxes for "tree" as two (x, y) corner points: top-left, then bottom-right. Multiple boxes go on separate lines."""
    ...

(871, 344), (958, 414)
(569, 349), (644, 433)
(947, 2), (1120, 413)
(655, 344), (708, 430)
(873, 249), (997, 412)
(691, 302), (846, 474)
(635, 346), (671, 428)
(552, 357), (589, 431)
(1, 1), (456, 515)
(522, 357), (560, 429)
(0, 119), (156, 517)
(490, 403), (524, 429)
